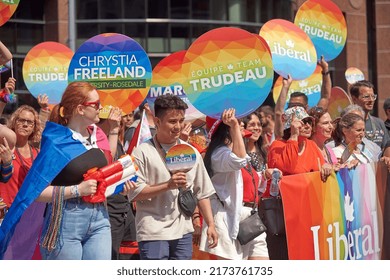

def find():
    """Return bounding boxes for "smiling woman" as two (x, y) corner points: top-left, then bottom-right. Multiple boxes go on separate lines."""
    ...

(332, 113), (374, 168)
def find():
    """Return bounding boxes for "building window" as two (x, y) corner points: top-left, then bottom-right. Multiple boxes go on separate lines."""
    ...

(148, 0), (168, 18)
(147, 23), (169, 53)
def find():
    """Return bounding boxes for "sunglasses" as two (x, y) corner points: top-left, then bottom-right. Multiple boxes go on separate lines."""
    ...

(82, 100), (100, 110)
(302, 118), (313, 125)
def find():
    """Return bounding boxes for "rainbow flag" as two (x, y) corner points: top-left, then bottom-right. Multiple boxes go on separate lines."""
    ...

(281, 162), (384, 260)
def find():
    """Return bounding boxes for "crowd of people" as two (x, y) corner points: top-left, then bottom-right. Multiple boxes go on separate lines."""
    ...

(1, 47), (390, 260)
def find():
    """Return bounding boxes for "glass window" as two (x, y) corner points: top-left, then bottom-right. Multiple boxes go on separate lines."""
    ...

(76, 23), (98, 48)
(77, 0), (98, 19)
(246, 0), (258, 22)
(100, 0), (123, 19)
(210, 0), (227, 21)
(13, 0), (44, 20)
(170, 0), (190, 19)
(99, 23), (123, 34)
(149, 57), (164, 68)
(192, 0), (210, 19)
(259, 0), (292, 22)
(0, 22), (16, 53)
(148, 0), (168, 18)
(147, 24), (168, 53)
(16, 24), (44, 53)
(125, 0), (146, 18)
(125, 23), (146, 48)
(192, 24), (212, 42)
(228, 0), (243, 22)
(171, 24), (190, 52)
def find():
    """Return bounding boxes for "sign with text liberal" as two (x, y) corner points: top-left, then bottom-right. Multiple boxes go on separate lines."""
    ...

(281, 163), (384, 260)
(294, 0), (347, 62)
(165, 144), (197, 173)
(272, 65), (322, 108)
(68, 33), (152, 116)
(260, 19), (317, 81)
(345, 67), (365, 85)
(182, 27), (273, 119)
(22, 42), (73, 104)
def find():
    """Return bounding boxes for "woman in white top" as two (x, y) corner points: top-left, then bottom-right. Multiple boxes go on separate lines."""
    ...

(332, 113), (375, 168)
(200, 108), (268, 260)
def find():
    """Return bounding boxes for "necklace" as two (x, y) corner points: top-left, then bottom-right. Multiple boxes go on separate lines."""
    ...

(14, 145), (35, 173)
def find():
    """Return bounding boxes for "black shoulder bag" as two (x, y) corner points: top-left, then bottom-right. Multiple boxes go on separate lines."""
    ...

(237, 164), (267, 245)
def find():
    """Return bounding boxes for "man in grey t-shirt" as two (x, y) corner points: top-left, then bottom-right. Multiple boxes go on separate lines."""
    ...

(129, 95), (218, 260)
(350, 80), (390, 150)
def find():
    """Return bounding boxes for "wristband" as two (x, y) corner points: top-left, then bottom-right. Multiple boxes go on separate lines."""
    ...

(70, 185), (80, 198)
(1, 160), (13, 168)
(109, 132), (119, 135)
(321, 70), (330, 75)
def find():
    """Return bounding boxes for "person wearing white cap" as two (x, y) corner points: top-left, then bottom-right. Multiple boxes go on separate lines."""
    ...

(264, 106), (328, 260)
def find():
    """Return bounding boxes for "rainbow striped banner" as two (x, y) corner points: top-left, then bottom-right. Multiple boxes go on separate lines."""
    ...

(280, 162), (387, 260)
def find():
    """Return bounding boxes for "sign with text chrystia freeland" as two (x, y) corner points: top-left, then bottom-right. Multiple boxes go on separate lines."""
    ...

(147, 50), (204, 122)
(260, 19), (317, 80)
(280, 162), (387, 260)
(294, 0), (347, 62)
(22, 42), (73, 105)
(181, 27), (274, 119)
(0, 0), (19, 27)
(272, 65), (322, 109)
(68, 33), (152, 117)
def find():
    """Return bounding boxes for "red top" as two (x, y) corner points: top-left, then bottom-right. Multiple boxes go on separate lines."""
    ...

(263, 138), (324, 197)
(241, 166), (260, 204)
(0, 146), (39, 207)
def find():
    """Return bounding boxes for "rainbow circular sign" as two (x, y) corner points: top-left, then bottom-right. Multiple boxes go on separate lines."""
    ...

(345, 67), (365, 85)
(273, 65), (322, 108)
(147, 50), (204, 122)
(294, 0), (347, 62)
(260, 19), (317, 80)
(182, 27), (273, 119)
(0, 0), (19, 27)
(68, 33), (152, 117)
(165, 144), (197, 173)
(22, 42), (73, 104)
(328, 86), (352, 120)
